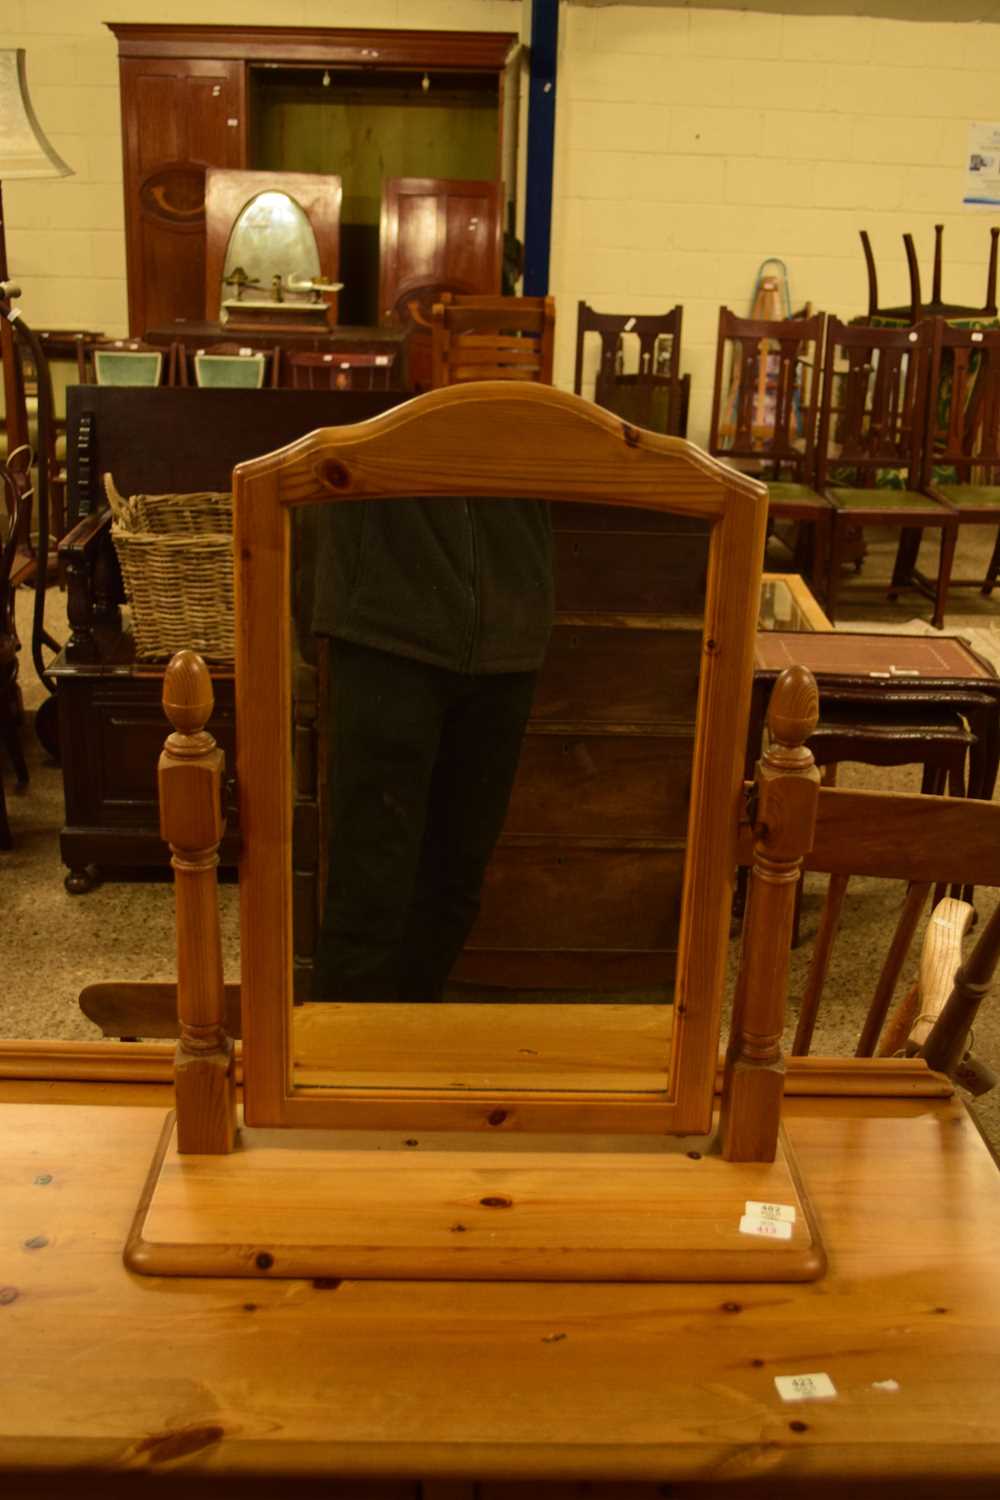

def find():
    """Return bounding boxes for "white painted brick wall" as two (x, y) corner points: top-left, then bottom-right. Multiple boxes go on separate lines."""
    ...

(553, 4), (1000, 445)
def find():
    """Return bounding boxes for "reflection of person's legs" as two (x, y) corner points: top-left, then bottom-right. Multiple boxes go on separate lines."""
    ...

(313, 641), (446, 1001)
(397, 670), (538, 1002)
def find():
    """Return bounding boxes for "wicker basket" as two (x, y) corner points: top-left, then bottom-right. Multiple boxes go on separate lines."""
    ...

(105, 474), (235, 662)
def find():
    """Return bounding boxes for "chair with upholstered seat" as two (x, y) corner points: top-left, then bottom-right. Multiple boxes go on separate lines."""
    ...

(179, 341), (279, 390)
(84, 338), (176, 387)
(902, 318), (1000, 601)
(816, 317), (957, 628)
(708, 307), (830, 589)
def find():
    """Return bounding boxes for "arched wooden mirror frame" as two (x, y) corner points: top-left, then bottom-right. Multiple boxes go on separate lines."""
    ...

(231, 383), (767, 1135)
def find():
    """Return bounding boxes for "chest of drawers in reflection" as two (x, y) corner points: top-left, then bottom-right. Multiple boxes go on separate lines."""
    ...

(453, 504), (708, 1000)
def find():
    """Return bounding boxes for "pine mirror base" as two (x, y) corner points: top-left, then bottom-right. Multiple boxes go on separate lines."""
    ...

(126, 1110), (825, 1283)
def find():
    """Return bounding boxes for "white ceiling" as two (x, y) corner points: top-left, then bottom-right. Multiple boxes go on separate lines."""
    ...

(574, 1), (1000, 21)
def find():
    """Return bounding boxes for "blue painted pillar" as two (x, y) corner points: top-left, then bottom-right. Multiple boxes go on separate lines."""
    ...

(523, 0), (559, 296)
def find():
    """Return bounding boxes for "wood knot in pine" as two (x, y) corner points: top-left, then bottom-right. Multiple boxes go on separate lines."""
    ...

(320, 458), (351, 490)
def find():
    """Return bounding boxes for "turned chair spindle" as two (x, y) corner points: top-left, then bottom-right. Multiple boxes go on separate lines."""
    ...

(159, 649), (236, 1153)
(720, 664), (820, 1162)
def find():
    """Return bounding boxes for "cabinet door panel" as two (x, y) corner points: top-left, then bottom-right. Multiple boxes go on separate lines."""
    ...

(121, 58), (245, 334)
(379, 177), (502, 323)
(135, 74), (183, 172)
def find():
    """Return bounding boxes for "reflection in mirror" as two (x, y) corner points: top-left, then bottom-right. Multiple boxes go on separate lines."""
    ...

(289, 495), (711, 1094)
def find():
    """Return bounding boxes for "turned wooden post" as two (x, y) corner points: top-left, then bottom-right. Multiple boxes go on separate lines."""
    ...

(159, 649), (236, 1153)
(719, 665), (819, 1162)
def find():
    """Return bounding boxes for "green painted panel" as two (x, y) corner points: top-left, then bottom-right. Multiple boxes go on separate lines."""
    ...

(254, 89), (498, 229)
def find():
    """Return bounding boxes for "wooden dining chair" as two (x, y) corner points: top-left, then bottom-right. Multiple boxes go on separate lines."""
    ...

(707, 307), (830, 589)
(901, 318), (1000, 600)
(429, 295), (555, 387)
(283, 350), (397, 391)
(860, 224), (1000, 323)
(815, 317), (957, 627)
(573, 302), (687, 436)
(175, 341), (278, 389)
(84, 339), (177, 387)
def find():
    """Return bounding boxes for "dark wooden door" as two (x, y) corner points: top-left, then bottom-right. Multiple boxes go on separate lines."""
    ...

(378, 177), (503, 325)
(120, 58), (246, 335)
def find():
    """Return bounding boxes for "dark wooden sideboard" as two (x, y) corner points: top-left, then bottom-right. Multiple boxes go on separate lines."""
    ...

(54, 386), (406, 897)
(455, 505), (708, 995)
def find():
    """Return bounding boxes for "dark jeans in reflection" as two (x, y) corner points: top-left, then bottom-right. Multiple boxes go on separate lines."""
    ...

(313, 639), (537, 1002)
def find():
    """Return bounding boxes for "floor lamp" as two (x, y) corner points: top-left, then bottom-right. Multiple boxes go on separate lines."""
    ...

(0, 48), (73, 542)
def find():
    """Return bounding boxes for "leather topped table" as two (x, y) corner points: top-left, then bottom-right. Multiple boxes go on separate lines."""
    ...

(1, 1066), (1000, 1497)
(750, 630), (1000, 804)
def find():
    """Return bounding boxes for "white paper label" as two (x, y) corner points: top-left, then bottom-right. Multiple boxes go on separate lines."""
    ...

(739, 1214), (792, 1240)
(775, 1372), (837, 1402)
(745, 1200), (797, 1223)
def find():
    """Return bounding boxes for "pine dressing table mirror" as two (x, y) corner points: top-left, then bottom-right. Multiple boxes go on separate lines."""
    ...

(127, 383), (827, 1283)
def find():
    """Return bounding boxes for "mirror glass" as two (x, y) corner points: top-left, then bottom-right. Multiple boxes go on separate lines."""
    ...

(222, 189), (321, 304)
(289, 495), (712, 1094)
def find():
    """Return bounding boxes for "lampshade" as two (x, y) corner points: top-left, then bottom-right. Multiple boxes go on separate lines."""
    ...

(0, 49), (73, 180)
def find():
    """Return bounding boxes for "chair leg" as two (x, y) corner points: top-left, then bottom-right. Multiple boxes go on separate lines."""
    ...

(931, 521), (957, 630)
(1, 714), (28, 787)
(811, 514), (832, 600)
(888, 526), (922, 597)
(922, 764), (946, 796)
(982, 525), (1000, 596)
(0, 773), (10, 850)
(825, 517), (844, 624)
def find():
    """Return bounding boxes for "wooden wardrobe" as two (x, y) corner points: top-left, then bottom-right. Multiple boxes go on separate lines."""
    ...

(108, 24), (519, 336)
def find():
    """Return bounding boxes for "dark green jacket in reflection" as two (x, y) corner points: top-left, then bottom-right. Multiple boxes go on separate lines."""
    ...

(310, 499), (554, 674)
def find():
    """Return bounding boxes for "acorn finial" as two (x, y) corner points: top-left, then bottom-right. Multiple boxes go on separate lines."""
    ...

(767, 663), (819, 749)
(162, 650), (214, 738)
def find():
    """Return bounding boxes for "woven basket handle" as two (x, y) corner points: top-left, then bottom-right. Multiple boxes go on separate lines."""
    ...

(103, 472), (128, 521)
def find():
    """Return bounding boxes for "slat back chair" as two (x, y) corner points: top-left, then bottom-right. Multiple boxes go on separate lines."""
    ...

(284, 351), (397, 391)
(815, 317), (957, 627)
(707, 307), (829, 588)
(429, 295), (555, 387)
(573, 303), (686, 435)
(737, 773), (1000, 1089)
(860, 224), (1000, 322)
(917, 318), (1000, 597)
